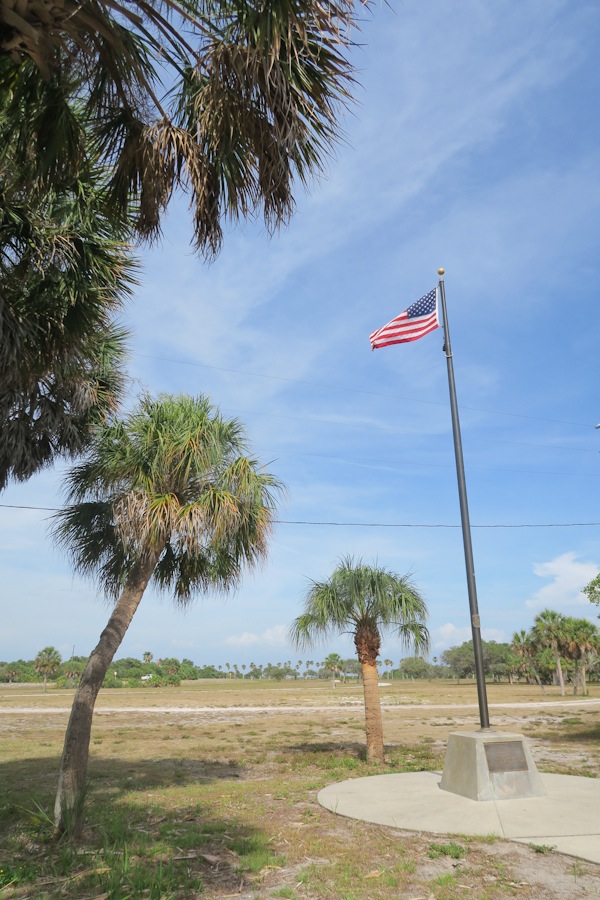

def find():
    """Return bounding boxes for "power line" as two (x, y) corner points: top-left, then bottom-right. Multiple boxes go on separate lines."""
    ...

(225, 407), (598, 457)
(1, 503), (598, 529)
(257, 449), (598, 478)
(277, 520), (600, 529)
(136, 353), (594, 429)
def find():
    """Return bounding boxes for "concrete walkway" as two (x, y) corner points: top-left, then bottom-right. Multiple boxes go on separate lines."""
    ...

(318, 771), (600, 864)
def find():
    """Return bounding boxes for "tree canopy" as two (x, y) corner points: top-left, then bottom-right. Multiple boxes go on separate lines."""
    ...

(0, 0), (363, 258)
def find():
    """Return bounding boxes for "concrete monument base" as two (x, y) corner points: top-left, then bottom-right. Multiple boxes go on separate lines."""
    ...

(440, 730), (546, 801)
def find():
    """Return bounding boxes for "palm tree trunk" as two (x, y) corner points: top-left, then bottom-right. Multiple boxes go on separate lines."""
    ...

(360, 660), (384, 764)
(555, 651), (565, 696)
(528, 660), (546, 694)
(54, 548), (162, 837)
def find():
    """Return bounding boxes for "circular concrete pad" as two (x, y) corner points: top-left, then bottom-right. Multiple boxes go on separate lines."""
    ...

(318, 772), (600, 864)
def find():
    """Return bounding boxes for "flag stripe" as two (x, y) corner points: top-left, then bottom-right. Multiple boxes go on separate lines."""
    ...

(370, 288), (439, 349)
(372, 312), (438, 342)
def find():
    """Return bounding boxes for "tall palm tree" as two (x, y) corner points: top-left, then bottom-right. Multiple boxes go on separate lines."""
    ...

(0, 156), (136, 489)
(290, 557), (429, 764)
(34, 646), (62, 691)
(563, 617), (599, 696)
(51, 393), (281, 835)
(1, 0), (361, 259)
(532, 610), (567, 696)
(1, 0), (362, 483)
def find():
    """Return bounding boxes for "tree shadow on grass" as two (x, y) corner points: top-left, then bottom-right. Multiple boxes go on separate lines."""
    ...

(545, 724), (600, 743)
(288, 739), (368, 760)
(0, 753), (246, 838)
(0, 756), (277, 899)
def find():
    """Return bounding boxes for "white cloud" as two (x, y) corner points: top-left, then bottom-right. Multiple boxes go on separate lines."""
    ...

(525, 552), (599, 610)
(224, 625), (289, 647)
(433, 623), (472, 650)
(432, 623), (506, 652)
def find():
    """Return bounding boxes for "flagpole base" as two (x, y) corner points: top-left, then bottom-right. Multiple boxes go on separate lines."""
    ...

(440, 731), (546, 802)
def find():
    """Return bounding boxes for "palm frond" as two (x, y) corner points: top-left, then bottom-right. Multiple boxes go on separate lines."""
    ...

(52, 393), (283, 604)
(290, 556), (429, 656)
(1, 0), (364, 256)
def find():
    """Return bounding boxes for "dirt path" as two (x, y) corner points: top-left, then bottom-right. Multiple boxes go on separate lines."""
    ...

(1, 698), (599, 715)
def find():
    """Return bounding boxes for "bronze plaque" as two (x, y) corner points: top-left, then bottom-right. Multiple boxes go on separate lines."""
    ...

(484, 741), (528, 773)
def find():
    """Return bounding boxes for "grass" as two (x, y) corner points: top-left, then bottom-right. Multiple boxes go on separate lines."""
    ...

(428, 841), (466, 859)
(528, 843), (556, 854)
(0, 679), (598, 898)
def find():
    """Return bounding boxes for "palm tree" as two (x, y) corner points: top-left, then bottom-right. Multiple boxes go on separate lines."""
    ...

(512, 630), (546, 693)
(62, 659), (84, 688)
(0, 155), (136, 489)
(34, 646), (62, 692)
(290, 557), (429, 764)
(5, 666), (18, 683)
(142, 652), (153, 665)
(324, 652), (343, 688)
(532, 610), (567, 696)
(384, 658), (393, 679)
(563, 617), (599, 695)
(1, 0), (361, 260)
(51, 393), (281, 835)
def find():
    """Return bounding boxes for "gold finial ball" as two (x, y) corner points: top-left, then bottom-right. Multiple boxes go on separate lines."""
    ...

(438, 267), (445, 276)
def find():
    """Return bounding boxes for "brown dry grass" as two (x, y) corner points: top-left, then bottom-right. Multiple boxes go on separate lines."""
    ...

(0, 679), (599, 898)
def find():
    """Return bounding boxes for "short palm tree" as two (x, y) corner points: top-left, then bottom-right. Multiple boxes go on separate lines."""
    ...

(512, 630), (545, 693)
(290, 557), (429, 763)
(324, 651), (343, 688)
(62, 660), (85, 688)
(51, 393), (281, 835)
(34, 646), (62, 691)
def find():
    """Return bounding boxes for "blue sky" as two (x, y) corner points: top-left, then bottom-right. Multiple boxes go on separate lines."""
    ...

(2, 0), (599, 667)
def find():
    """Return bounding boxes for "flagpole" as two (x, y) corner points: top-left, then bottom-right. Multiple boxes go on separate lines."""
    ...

(437, 268), (490, 731)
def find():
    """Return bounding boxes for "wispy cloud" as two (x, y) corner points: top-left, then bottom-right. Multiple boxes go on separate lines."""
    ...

(225, 625), (289, 648)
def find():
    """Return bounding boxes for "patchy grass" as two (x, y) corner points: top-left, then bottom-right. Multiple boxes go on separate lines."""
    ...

(428, 841), (467, 859)
(0, 679), (599, 897)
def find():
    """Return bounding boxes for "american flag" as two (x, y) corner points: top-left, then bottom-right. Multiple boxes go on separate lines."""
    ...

(370, 288), (439, 349)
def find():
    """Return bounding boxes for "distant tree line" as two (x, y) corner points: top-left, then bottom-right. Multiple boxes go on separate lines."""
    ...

(4, 608), (598, 693)
(0, 651), (363, 687)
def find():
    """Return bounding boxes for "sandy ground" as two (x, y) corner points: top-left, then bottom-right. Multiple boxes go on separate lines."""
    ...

(2, 684), (599, 897)
(2, 698), (599, 714)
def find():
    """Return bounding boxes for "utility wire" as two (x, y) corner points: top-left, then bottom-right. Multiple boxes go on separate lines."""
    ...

(136, 353), (594, 429)
(1, 503), (598, 529)
(221, 406), (597, 453)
